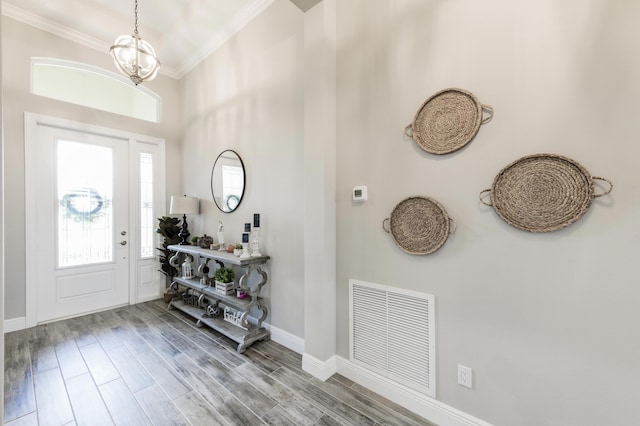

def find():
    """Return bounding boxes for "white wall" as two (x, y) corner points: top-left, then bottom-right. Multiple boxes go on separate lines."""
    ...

(335, 1), (640, 425)
(178, 0), (305, 339)
(1, 6), (5, 414)
(2, 16), (182, 319)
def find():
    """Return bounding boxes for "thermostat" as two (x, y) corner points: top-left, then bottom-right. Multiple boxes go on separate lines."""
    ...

(353, 185), (368, 203)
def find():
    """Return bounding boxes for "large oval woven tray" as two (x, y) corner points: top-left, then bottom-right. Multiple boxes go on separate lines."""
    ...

(405, 88), (494, 155)
(383, 196), (456, 255)
(480, 154), (612, 233)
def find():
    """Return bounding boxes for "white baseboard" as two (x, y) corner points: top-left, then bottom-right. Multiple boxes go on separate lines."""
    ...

(263, 324), (339, 382)
(297, 353), (491, 425)
(336, 357), (493, 426)
(4, 317), (26, 333)
(264, 322), (305, 354)
(135, 294), (163, 304)
(302, 352), (337, 381)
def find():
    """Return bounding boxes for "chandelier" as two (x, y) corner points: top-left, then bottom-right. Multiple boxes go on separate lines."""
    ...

(109, 0), (160, 85)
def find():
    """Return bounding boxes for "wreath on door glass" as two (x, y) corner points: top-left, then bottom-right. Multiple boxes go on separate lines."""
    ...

(225, 194), (240, 211)
(60, 188), (108, 222)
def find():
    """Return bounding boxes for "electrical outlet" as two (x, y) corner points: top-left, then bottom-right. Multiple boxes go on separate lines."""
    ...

(458, 365), (473, 389)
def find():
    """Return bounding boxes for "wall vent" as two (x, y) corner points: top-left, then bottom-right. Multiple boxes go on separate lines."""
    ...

(349, 279), (435, 397)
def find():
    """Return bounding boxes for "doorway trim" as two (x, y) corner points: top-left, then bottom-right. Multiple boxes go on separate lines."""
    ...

(24, 112), (166, 327)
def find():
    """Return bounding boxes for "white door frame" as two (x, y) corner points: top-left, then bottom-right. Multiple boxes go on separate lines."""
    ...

(24, 112), (166, 327)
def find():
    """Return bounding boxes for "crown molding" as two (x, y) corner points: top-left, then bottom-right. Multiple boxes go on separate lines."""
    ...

(174, 0), (274, 78)
(1, 2), (181, 79)
(1, 0), (275, 80)
(2, 2), (108, 53)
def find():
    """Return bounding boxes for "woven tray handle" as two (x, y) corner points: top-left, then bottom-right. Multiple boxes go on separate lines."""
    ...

(481, 105), (494, 124)
(448, 217), (457, 234)
(479, 189), (493, 206)
(382, 218), (390, 233)
(592, 177), (613, 198)
(404, 124), (414, 139)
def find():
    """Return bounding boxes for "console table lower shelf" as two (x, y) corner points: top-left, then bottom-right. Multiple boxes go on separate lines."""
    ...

(168, 299), (270, 353)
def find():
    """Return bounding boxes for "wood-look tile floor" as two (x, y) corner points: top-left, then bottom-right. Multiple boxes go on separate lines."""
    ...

(4, 300), (436, 426)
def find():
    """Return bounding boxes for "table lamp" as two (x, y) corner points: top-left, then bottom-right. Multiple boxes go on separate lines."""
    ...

(169, 195), (199, 245)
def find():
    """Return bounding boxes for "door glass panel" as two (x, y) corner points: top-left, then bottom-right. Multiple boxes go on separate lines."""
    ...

(140, 152), (154, 259)
(57, 140), (113, 267)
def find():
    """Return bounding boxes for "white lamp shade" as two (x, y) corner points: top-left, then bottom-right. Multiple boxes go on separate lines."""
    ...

(170, 195), (199, 215)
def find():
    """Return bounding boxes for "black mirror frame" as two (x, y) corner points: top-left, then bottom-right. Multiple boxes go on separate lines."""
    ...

(211, 149), (246, 213)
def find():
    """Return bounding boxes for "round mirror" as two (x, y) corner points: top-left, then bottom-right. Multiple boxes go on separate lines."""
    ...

(211, 150), (246, 213)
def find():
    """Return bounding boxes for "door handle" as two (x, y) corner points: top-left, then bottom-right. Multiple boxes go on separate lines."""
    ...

(120, 240), (127, 246)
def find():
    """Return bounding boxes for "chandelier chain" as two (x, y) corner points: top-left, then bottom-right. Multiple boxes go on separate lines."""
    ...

(134, 0), (139, 35)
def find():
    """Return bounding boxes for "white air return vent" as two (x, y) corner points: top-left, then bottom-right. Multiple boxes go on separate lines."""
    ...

(349, 279), (435, 397)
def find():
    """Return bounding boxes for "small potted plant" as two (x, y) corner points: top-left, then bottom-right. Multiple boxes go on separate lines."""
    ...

(156, 216), (181, 302)
(214, 266), (235, 295)
(234, 243), (243, 257)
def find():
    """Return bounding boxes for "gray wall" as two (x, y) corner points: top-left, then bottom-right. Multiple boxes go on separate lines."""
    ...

(4, 0), (640, 425)
(335, 1), (640, 425)
(2, 16), (182, 319)
(178, 0), (306, 338)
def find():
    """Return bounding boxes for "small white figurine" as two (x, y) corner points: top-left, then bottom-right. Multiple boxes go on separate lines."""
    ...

(217, 220), (226, 251)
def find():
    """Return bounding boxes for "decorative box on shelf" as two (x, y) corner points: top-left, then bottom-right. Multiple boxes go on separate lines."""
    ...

(215, 280), (235, 295)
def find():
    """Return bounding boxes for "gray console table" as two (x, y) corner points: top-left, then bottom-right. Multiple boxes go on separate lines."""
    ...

(167, 244), (270, 353)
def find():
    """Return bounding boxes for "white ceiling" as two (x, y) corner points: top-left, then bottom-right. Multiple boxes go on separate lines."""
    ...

(1, 0), (320, 80)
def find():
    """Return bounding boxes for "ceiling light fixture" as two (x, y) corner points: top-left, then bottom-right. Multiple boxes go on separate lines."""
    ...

(109, 0), (160, 85)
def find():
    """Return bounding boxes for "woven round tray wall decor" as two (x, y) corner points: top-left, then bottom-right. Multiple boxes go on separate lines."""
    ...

(405, 88), (494, 155)
(479, 154), (613, 233)
(383, 196), (456, 255)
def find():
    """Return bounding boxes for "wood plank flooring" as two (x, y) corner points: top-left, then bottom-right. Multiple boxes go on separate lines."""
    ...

(4, 300), (436, 426)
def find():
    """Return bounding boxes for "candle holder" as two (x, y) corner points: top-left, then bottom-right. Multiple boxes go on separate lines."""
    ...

(251, 227), (262, 257)
(240, 233), (251, 258)
(240, 242), (251, 258)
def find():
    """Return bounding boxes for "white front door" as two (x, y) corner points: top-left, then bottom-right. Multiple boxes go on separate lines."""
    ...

(32, 124), (130, 323)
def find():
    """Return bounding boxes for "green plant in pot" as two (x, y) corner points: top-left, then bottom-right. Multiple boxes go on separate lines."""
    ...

(156, 216), (181, 302)
(214, 266), (236, 295)
(156, 216), (181, 280)
(214, 266), (235, 284)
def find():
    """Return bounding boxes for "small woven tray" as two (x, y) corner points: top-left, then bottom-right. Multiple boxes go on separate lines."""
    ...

(405, 88), (494, 155)
(480, 154), (612, 232)
(383, 196), (456, 255)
